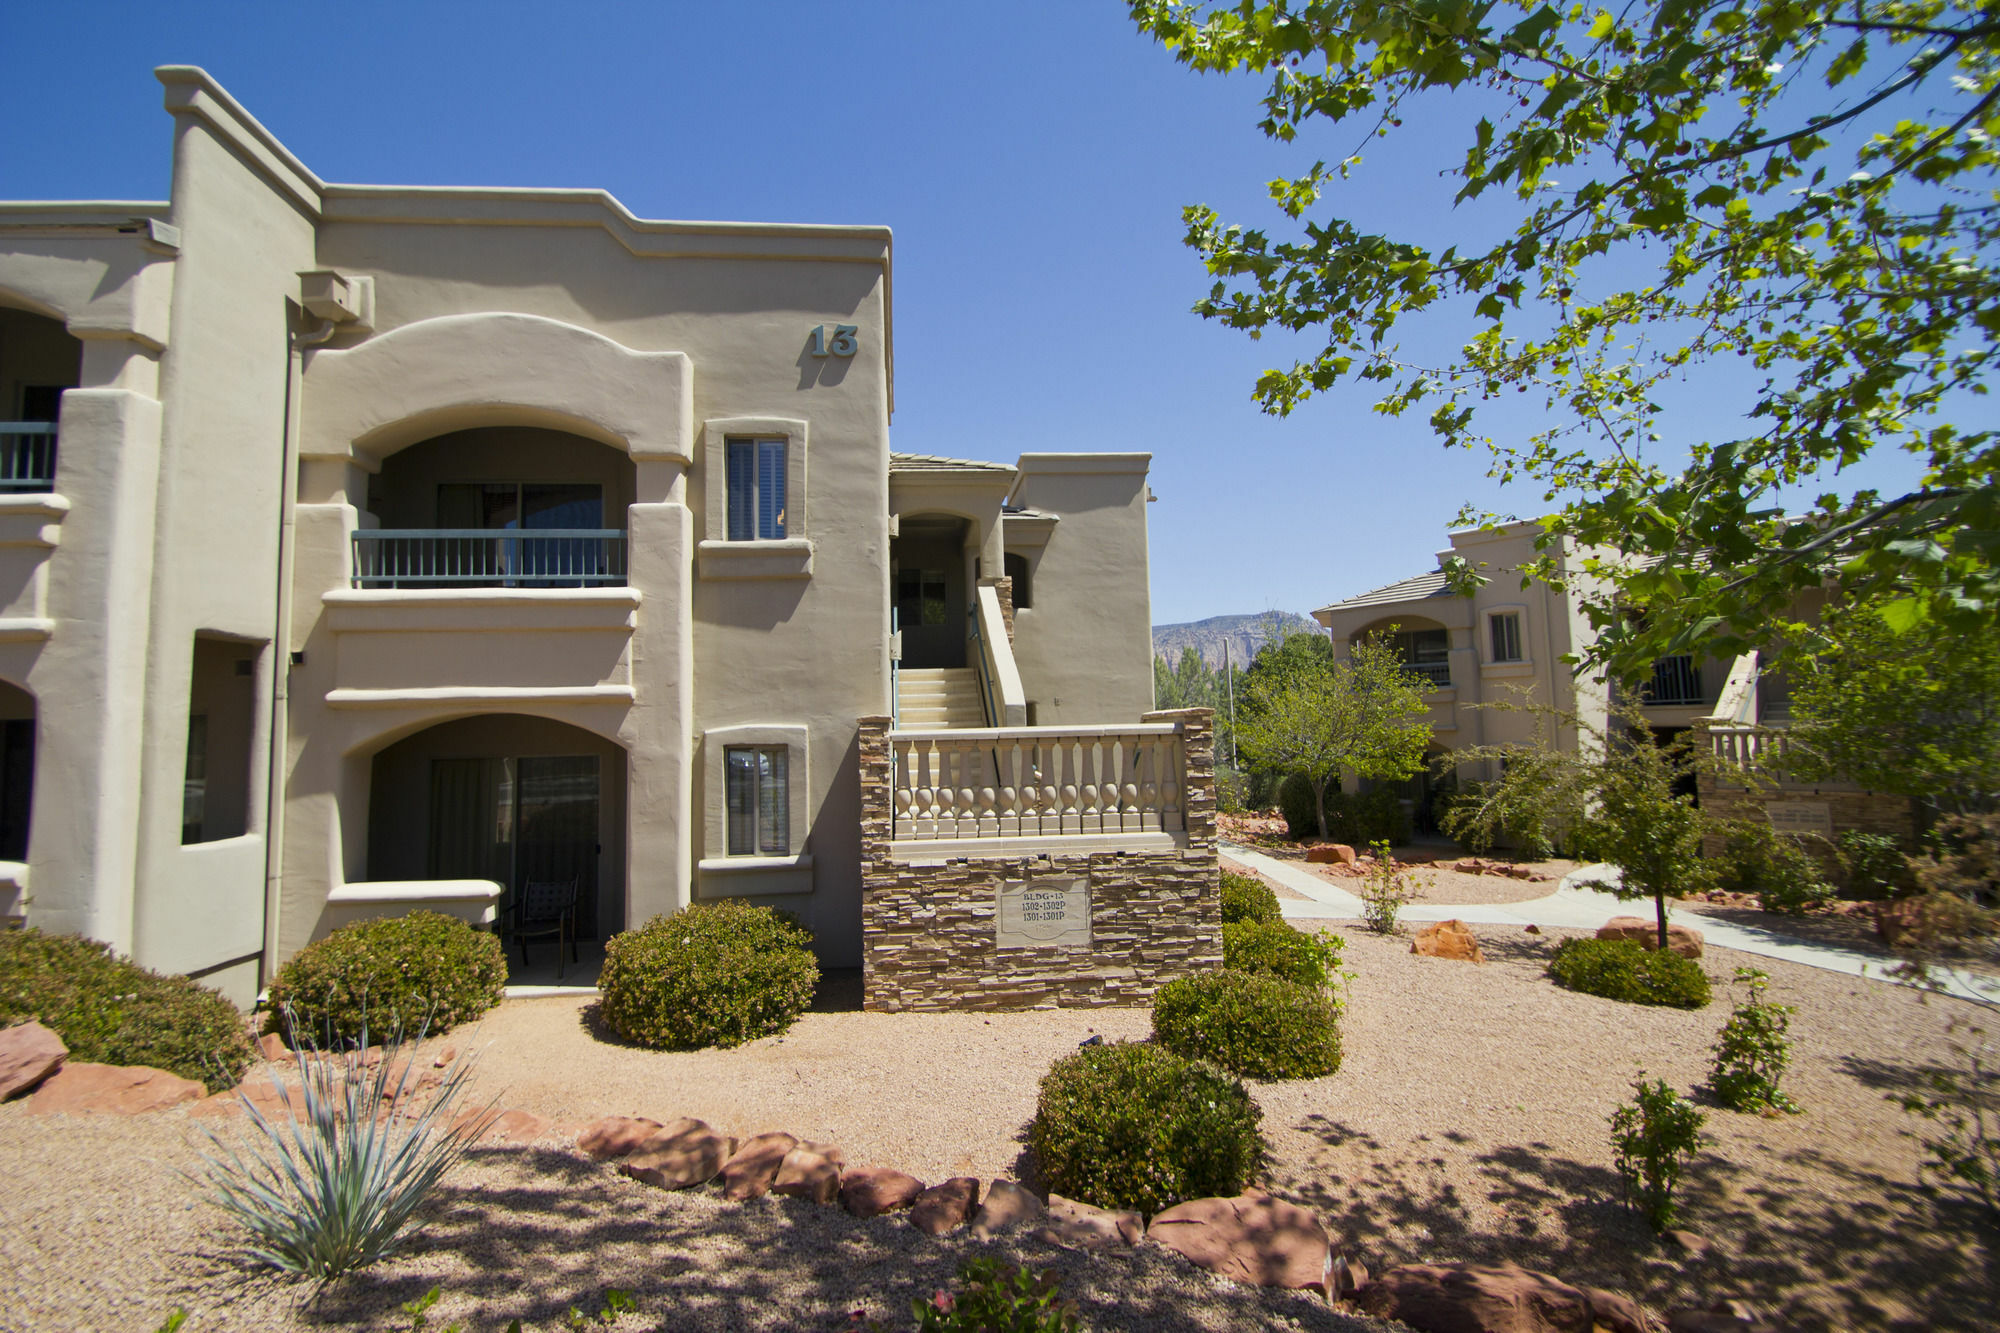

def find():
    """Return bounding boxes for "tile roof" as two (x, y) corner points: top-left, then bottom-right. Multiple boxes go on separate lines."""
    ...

(890, 452), (1014, 472)
(1314, 569), (1456, 615)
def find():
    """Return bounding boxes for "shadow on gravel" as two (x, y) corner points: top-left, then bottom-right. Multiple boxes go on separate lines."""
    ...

(1271, 1115), (1997, 1333)
(286, 1150), (1391, 1333)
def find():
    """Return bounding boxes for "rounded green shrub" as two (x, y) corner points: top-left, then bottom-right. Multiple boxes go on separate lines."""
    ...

(1547, 937), (1711, 1009)
(1222, 919), (1343, 989)
(1030, 1040), (1265, 1216)
(266, 910), (507, 1047)
(0, 928), (253, 1092)
(598, 901), (819, 1050)
(1152, 969), (1341, 1080)
(1716, 822), (1834, 914)
(1219, 869), (1281, 925)
(1277, 772), (1321, 840)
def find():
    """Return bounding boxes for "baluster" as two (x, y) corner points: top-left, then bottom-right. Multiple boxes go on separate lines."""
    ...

(998, 736), (1022, 837)
(955, 740), (980, 838)
(914, 737), (938, 839)
(1157, 734), (1181, 832)
(1058, 738), (1080, 834)
(1119, 735), (1142, 833)
(894, 738), (916, 839)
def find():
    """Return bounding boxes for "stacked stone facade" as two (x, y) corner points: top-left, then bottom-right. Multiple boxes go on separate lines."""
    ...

(1697, 772), (1918, 859)
(858, 709), (1221, 1011)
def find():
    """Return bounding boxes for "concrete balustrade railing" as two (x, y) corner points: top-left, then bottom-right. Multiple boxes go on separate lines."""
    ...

(889, 723), (1185, 841)
(1707, 723), (1790, 768)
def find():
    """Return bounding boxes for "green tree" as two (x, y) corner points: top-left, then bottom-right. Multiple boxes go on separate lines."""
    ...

(1130, 0), (2000, 681)
(1444, 698), (1711, 947)
(1235, 631), (1433, 836)
(1780, 599), (2000, 816)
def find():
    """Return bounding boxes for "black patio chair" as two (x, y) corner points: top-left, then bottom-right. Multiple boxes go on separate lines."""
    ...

(509, 877), (580, 979)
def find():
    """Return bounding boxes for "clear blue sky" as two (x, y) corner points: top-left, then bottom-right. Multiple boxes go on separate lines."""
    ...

(4, 1), (1934, 627)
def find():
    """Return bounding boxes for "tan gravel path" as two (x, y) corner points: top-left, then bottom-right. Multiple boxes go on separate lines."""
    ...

(2, 928), (1993, 1332)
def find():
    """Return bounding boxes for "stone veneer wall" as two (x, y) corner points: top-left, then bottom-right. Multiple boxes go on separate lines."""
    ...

(1697, 772), (1918, 860)
(859, 708), (1221, 1012)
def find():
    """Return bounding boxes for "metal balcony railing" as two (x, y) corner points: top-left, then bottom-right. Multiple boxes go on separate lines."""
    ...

(1643, 654), (1705, 706)
(352, 529), (628, 589)
(0, 424), (57, 493)
(1402, 660), (1452, 690)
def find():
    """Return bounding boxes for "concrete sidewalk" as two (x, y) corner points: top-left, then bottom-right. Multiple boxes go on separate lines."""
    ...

(1221, 842), (1997, 1007)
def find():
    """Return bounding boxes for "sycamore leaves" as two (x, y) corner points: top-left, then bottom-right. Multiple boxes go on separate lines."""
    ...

(1132, 0), (2000, 678)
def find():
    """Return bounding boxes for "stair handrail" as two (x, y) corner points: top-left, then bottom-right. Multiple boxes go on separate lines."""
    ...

(972, 585), (1027, 727)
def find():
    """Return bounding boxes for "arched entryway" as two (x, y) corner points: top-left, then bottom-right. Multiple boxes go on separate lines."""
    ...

(365, 714), (628, 941)
(893, 514), (972, 668)
(0, 680), (33, 862)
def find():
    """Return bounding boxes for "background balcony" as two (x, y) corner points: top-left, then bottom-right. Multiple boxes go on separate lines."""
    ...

(0, 424), (57, 494)
(1643, 654), (1705, 707)
(352, 529), (627, 589)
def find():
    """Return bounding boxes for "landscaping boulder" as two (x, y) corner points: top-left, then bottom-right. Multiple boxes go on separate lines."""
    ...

(254, 1032), (294, 1063)
(970, 1180), (1044, 1238)
(577, 1115), (666, 1160)
(720, 1132), (799, 1201)
(1035, 1193), (1144, 1251)
(1596, 916), (1704, 960)
(1412, 919), (1484, 963)
(192, 1077), (309, 1120)
(27, 1062), (205, 1115)
(478, 1109), (554, 1145)
(772, 1144), (844, 1204)
(1580, 1287), (1655, 1333)
(1354, 1261), (1594, 1333)
(842, 1166), (926, 1218)
(620, 1118), (735, 1189)
(910, 1177), (981, 1235)
(1307, 844), (1358, 865)
(0, 1020), (67, 1100)
(1149, 1191), (1331, 1296)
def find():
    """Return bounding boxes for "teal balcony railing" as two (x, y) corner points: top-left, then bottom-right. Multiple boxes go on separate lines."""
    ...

(352, 529), (627, 589)
(0, 424), (57, 493)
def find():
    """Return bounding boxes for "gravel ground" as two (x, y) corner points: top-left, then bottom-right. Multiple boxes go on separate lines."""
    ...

(3, 930), (1994, 1332)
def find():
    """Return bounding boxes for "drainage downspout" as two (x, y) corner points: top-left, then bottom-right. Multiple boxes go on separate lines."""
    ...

(259, 312), (336, 987)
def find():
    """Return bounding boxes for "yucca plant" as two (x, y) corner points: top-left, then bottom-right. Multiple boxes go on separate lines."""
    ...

(193, 1012), (497, 1282)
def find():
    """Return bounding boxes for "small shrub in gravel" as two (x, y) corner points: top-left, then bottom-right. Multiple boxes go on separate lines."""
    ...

(266, 911), (507, 1048)
(598, 901), (819, 1050)
(0, 928), (253, 1092)
(1030, 1040), (1265, 1217)
(1221, 919), (1342, 990)
(1152, 969), (1341, 1080)
(1611, 1075), (1706, 1231)
(1708, 968), (1800, 1114)
(1547, 937), (1711, 1009)
(914, 1257), (1079, 1332)
(1219, 869), (1281, 925)
(1839, 830), (1916, 901)
(1717, 822), (1835, 915)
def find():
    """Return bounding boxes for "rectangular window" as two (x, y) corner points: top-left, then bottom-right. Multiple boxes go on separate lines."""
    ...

(724, 746), (789, 855)
(726, 438), (787, 540)
(1489, 612), (1523, 663)
(182, 635), (258, 844)
(181, 714), (207, 843)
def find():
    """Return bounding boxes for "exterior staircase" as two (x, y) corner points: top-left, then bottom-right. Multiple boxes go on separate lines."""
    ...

(896, 667), (987, 730)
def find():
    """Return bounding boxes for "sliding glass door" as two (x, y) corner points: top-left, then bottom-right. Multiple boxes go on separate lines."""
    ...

(429, 755), (602, 937)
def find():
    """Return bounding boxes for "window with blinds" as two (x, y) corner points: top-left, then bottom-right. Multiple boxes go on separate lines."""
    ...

(724, 745), (790, 855)
(725, 438), (787, 540)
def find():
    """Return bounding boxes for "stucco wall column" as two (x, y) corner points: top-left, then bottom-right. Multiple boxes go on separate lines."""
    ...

(26, 389), (164, 949)
(621, 464), (694, 929)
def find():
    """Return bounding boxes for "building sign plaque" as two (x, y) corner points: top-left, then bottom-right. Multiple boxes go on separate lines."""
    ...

(1767, 801), (1834, 840)
(997, 878), (1091, 949)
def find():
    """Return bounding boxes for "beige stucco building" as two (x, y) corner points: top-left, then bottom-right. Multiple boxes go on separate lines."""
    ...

(1312, 519), (1756, 825)
(0, 68), (1187, 1006)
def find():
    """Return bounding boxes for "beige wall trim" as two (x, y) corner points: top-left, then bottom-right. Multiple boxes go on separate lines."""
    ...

(323, 588), (641, 633)
(695, 854), (815, 900)
(0, 619), (54, 643)
(700, 723), (811, 863)
(324, 684), (636, 709)
(889, 833), (1184, 862)
(157, 66), (325, 218)
(695, 539), (815, 581)
(699, 416), (809, 541)
(303, 312), (693, 467)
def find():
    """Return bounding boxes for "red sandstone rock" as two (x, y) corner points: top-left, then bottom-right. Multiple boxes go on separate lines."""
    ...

(970, 1180), (1044, 1238)
(1306, 844), (1358, 865)
(1412, 919), (1485, 963)
(1354, 1261), (1595, 1332)
(1580, 1286), (1656, 1333)
(481, 1109), (553, 1144)
(1331, 1254), (1369, 1301)
(910, 1177), (980, 1235)
(433, 1045), (457, 1068)
(255, 1032), (294, 1063)
(576, 1115), (665, 1159)
(1596, 916), (1704, 960)
(720, 1132), (800, 1200)
(192, 1076), (310, 1120)
(772, 1145), (843, 1204)
(27, 1062), (205, 1115)
(1149, 1191), (1332, 1296)
(0, 1020), (67, 1100)
(841, 1166), (926, 1218)
(621, 1119), (735, 1188)
(1034, 1193), (1144, 1251)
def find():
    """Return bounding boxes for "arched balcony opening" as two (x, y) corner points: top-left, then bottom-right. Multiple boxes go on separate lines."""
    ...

(1352, 614), (1453, 691)
(0, 305), (79, 493)
(356, 426), (637, 589)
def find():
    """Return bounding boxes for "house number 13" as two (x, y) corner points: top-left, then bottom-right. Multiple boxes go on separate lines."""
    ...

(809, 324), (859, 358)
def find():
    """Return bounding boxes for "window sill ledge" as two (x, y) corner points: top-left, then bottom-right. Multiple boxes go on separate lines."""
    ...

(1480, 660), (1535, 679)
(696, 538), (814, 581)
(696, 854), (814, 898)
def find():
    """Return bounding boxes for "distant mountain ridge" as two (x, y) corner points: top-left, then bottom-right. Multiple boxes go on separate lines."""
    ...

(1152, 611), (1316, 670)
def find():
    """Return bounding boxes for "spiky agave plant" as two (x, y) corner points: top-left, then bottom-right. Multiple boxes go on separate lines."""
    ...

(193, 1011), (498, 1282)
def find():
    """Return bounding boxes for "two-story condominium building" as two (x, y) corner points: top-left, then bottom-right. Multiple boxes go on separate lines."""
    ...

(0, 68), (1201, 1008)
